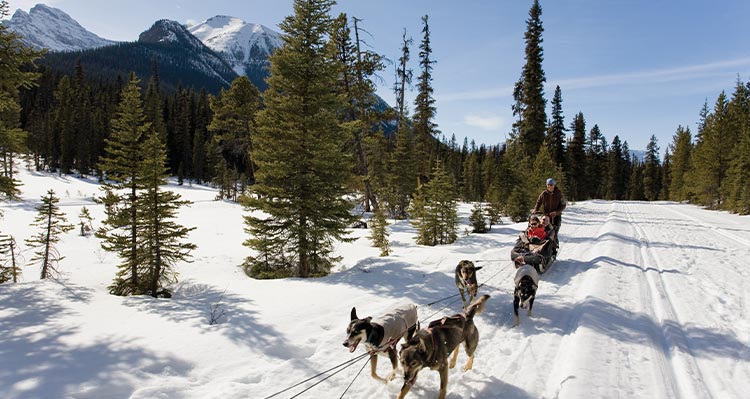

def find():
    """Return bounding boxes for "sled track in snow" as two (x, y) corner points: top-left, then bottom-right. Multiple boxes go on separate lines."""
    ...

(622, 203), (712, 399)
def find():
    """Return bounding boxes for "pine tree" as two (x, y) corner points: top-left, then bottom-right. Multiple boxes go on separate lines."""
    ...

(243, 0), (355, 278)
(513, 0), (547, 159)
(207, 76), (261, 198)
(660, 150), (671, 200)
(565, 112), (587, 200)
(585, 124), (607, 198)
(368, 206), (390, 256)
(410, 162), (458, 245)
(78, 206), (94, 236)
(137, 130), (196, 297)
(531, 145), (564, 197)
(668, 126), (693, 201)
(0, 234), (21, 283)
(643, 134), (661, 201)
(469, 202), (488, 233)
(1, 0), (41, 199)
(546, 85), (566, 168)
(605, 135), (626, 200)
(688, 92), (728, 207)
(413, 15), (439, 177)
(25, 189), (74, 279)
(97, 74), (150, 295)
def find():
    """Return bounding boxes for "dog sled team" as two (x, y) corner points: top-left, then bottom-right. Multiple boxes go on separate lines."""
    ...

(341, 178), (566, 398)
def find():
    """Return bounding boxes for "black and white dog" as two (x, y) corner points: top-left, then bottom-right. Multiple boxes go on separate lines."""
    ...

(455, 260), (483, 309)
(513, 263), (539, 326)
(343, 303), (418, 383)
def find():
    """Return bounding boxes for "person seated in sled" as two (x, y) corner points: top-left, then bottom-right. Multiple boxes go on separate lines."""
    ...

(511, 216), (553, 272)
(541, 215), (557, 254)
(533, 177), (565, 248)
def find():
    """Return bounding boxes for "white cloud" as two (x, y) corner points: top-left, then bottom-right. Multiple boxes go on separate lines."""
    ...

(463, 114), (505, 131)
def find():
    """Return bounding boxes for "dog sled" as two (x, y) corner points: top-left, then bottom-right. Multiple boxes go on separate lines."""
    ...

(510, 215), (557, 274)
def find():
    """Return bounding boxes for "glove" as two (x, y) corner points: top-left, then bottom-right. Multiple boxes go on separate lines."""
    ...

(549, 211), (557, 218)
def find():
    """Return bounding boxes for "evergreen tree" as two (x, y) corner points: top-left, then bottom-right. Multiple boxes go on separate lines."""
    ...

(207, 76), (261, 199)
(137, 130), (196, 297)
(78, 206), (94, 236)
(643, 134), (661, 201)
(413, 15), (439, 177)
(25, 189), (74, 279)
(531, 144), (564, 197)
(1, 0), (41, 198)
(499, 143), (532, 222)
(97, 74), (150, 295)
(660, 150), (671, 200)
(469, 202), (488, 233)
(722, 78), (750, 212)
(604, 135), (626, 200)
(0, 234), (21, 283)
(585, 124), (607, 198)
(513, 0), (547, 158)
(688, 92), (729, 207)
(243, 0), (355, 278)
(627, 161), (645, 200)
(410, 162), (458, 245)
(668, 125), (693, 201)
(368, 206), (390, 256)
(565, 112), (587, 200)
(546, 85), (566, 167)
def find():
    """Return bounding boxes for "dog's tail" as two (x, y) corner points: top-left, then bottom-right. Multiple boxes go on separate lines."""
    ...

(465, 294), (490, 320)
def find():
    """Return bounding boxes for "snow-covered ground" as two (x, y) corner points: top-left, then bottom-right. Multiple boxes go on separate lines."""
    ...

(1, 168), (748, 399)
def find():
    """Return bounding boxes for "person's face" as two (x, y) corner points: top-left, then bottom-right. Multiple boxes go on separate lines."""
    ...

(542, 217), (549, 226)
(546, 183), (555, 192)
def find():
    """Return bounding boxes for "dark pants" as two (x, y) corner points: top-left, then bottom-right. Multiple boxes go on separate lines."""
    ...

(552, 215), (561, 249)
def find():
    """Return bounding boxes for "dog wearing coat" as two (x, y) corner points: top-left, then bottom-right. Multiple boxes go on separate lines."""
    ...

(343, 303), (418, 383)
(397, 295), (490, 399)
(455, 260), (483, 309)
(513, 263), (539, 326)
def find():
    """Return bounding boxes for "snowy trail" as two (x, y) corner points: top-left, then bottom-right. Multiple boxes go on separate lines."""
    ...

(2, 171), (749, 399)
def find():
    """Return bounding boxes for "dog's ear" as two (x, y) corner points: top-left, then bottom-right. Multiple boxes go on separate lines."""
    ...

(350, 307), (358, 320)
(474, 266), (483, 271)
(418, 337), (427, 353)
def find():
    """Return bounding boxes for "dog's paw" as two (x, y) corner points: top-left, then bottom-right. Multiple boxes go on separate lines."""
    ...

(385, 371), (396, 383)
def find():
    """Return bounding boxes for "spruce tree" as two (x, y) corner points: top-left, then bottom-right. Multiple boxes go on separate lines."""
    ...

(0, 234), (21, 283)
(137, 131), (196, 297)
(78, 206), (94, 236)
(0, 0), (41, 199)
(688, 92), (728, 207)
(25, 190), (74, 279)
(643, 134), (661, 201)
(668, 126), (693, 201)
(97, 74), (150, 295)
(207, 76), (261, 198)
(469, 202), (488, 233)
(514, 0), (547, 159)
(243, 0), (355, 278)
(546, 85), (566, 167)
(413, 15), (439, 177)
(410, 162), (458, 245)
(585, 124), (607, 198)
(368, 206), (390, 256)
(565, 112), (587, 200)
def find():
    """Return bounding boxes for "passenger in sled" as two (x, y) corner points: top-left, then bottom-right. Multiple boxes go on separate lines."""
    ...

(511, 215), (555, 273)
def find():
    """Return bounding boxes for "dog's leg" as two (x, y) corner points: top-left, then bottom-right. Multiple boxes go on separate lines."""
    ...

(459, 287), (467, 308)
(385, 347), (398, 382)
(396, 383), (412, 399)
(369, 354), (386, 383)
(528, 296), (535, 317)
(448, 346), (460, 369)
(437, 363), (449, 399)
(513, 295), (521, 326)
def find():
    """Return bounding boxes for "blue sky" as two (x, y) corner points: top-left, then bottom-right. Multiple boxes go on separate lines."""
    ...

(7, 0), (750, 151)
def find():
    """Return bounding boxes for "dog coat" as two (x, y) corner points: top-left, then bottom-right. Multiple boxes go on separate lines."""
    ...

(514, 264), (540, 286)
(372, 303), (418, 344)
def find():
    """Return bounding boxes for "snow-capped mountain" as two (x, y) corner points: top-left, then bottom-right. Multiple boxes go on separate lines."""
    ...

(2, 3), (115, 51)
(188, 15), (283, 89)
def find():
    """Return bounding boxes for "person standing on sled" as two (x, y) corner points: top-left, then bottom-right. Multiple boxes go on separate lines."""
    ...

(533, 178), (566, 253)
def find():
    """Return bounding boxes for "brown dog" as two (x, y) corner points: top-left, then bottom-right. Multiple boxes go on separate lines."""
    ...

(397, 295), (490, 399)
(455, 260), (482, 309)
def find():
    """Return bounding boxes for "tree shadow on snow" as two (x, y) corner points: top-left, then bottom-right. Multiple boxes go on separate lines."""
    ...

(0, 283), (190, 399)
(119, 281), (304, 360)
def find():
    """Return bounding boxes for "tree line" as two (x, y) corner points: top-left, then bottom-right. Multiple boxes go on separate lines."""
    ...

(2, 0), (749, 284)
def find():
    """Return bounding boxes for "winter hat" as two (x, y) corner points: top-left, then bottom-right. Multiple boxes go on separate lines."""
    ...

(546, 178), (556, 186)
